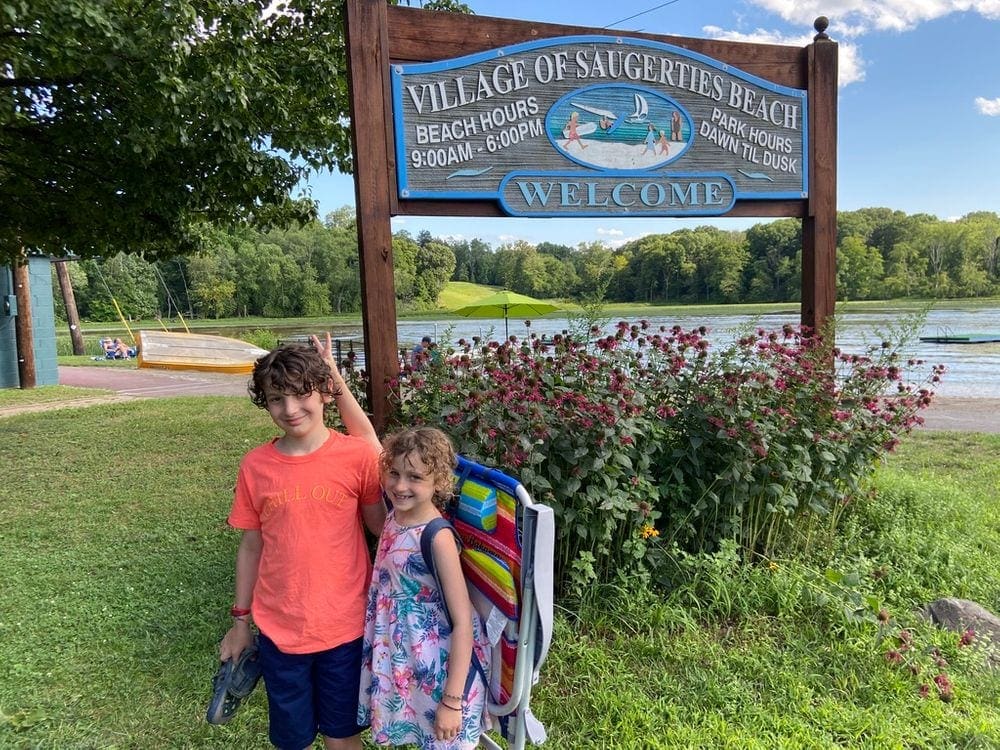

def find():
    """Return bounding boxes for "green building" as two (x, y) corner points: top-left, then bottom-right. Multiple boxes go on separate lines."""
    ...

(0, 257), (59, 388)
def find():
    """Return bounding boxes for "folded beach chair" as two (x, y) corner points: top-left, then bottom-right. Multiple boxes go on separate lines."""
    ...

(447, 456), (555, 750)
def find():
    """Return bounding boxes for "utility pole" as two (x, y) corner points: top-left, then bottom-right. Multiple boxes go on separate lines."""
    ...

(13, 256), (36, 389)
(55, 260), (86, 355)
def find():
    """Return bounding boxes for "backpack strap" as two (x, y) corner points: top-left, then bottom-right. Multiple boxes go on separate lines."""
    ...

(454, 461), (473, 498)
(420, 517), (489, 696)
(420, 516), (461, 628)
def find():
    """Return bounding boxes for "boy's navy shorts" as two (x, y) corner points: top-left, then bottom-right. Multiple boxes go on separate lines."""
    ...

(257, 632), (367, 750)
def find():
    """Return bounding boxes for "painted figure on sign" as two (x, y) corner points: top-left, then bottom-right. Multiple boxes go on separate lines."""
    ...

(643, 123), (656, 154)
(657, 130), (670, 156)
(563, 111), (588, 150)
(671, 110), (683, 141)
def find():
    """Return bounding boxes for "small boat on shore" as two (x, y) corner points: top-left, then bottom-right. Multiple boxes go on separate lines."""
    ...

(919, 333), (1000, 345)
(136, 331), (269, 374)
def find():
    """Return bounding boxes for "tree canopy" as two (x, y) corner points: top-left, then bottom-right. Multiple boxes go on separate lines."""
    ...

(1, 0), (354, 265)
(55, 208), (1000, 324)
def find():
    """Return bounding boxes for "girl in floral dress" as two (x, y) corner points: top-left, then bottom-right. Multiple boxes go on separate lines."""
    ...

(359, 427), (490, 749)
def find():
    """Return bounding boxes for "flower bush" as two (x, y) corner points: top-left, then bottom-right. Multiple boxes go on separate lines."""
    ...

(375, 320), (940, 597)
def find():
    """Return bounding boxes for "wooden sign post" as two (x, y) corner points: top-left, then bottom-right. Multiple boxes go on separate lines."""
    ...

(13, 258), (36, 389)
(345, 1), (837, 430)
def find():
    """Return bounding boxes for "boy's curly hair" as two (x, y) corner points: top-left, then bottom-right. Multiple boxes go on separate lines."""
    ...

(248, 344), (338, 408)
(380, 427), (456, 509)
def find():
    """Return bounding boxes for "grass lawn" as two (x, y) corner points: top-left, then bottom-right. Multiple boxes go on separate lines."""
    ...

(1, 401), (998, 748)
(435, 281), (501, 310)
(57, 355), (138, 368)
(0, 385), (114, 408)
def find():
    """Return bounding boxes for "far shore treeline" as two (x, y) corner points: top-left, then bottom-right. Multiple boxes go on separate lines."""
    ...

(55, 207), (1000, 322)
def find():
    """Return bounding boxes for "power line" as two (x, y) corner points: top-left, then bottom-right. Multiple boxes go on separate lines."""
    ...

(605, 0), (684, 29)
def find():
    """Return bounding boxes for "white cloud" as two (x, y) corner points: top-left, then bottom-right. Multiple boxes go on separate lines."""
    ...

(497, 234), (519, 243)
(595, 228), (624, 237)
(701, 25), (866, 86)
(599, 230), (653, 249)
(747, 0), (1000, 34)
(975, 96), (1000, 116)
(707, 2), (1000, 89)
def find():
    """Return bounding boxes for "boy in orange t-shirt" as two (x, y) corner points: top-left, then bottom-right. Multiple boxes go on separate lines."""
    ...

(220, 335), (385, 750)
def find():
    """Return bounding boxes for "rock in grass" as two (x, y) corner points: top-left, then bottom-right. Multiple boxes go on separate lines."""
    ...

(920, 598), (1000, 668)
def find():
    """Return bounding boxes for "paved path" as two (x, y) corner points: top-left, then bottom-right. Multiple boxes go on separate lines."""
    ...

(0, 366), (249, 418)
(2, 366), (997, 432)
(58, 365), (250, 398)
(920, 397), (999, 434)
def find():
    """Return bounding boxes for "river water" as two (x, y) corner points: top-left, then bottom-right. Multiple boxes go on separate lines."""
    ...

(233, 306), (1000, 400)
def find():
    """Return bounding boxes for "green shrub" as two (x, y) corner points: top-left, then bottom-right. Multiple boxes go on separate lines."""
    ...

(240, 328), (278, 351)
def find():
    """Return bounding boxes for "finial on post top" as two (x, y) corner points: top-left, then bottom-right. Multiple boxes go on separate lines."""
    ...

(813, 16), (830, 41)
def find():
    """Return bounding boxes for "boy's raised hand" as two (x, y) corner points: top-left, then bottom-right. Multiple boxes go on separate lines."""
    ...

(310, 332), (381, 452)
(309, 332), (340, 377)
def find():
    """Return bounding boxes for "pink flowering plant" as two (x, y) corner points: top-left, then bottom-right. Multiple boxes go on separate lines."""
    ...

(810, 569), (977, 703)
(877, 610), (979, 703)
(388, 328), (666, 593)
(650, 323), (943, 562)
(379, 319), (940, 596)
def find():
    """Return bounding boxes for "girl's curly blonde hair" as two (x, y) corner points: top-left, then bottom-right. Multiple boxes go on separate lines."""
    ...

(380, 427), (456, 508)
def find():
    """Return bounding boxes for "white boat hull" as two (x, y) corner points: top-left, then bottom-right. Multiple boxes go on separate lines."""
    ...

(137, 331), (269, 374)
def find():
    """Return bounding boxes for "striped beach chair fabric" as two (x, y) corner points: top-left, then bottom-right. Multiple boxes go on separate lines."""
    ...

(447, 456), (555, 750)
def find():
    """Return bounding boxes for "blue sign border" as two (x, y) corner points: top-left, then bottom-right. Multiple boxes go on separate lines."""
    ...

(498, 171), (737, 217)
(391, 34), (808, 209)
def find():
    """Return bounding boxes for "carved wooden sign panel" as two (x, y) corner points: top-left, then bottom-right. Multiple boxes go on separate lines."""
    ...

(391, 35), (808, 217)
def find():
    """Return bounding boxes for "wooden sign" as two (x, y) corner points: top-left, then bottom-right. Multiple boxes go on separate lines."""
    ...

(345, 0), (838, 430)
(392, 36), (807, 217)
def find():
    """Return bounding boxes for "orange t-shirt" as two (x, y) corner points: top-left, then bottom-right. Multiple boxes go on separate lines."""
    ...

(228, 429), (382, 654)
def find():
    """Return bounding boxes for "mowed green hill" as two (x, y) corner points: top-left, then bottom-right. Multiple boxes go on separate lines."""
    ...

(436, 281), (500, 310)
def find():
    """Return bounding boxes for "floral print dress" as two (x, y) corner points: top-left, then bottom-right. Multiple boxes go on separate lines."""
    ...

(359, 512), (491, 749)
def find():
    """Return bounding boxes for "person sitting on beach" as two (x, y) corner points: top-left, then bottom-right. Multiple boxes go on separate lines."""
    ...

(112, 338), (133, 359)
(428, 341), (442, 366)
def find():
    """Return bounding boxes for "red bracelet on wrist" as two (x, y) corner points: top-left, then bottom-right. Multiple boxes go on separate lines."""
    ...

(230, 605), (252, 618)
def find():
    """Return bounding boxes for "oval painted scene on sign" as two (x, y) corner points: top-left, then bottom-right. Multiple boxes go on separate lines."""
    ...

(546, 83), (692, 170)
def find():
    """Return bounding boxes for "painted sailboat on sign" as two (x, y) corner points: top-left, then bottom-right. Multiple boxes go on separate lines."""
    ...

(626, 93), (649, 123)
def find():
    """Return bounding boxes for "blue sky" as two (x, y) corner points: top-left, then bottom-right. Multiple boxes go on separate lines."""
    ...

(302, 0), (1000, 248)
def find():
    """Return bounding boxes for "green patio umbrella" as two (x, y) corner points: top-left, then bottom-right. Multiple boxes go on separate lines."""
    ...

(452, 290), (561, 338)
